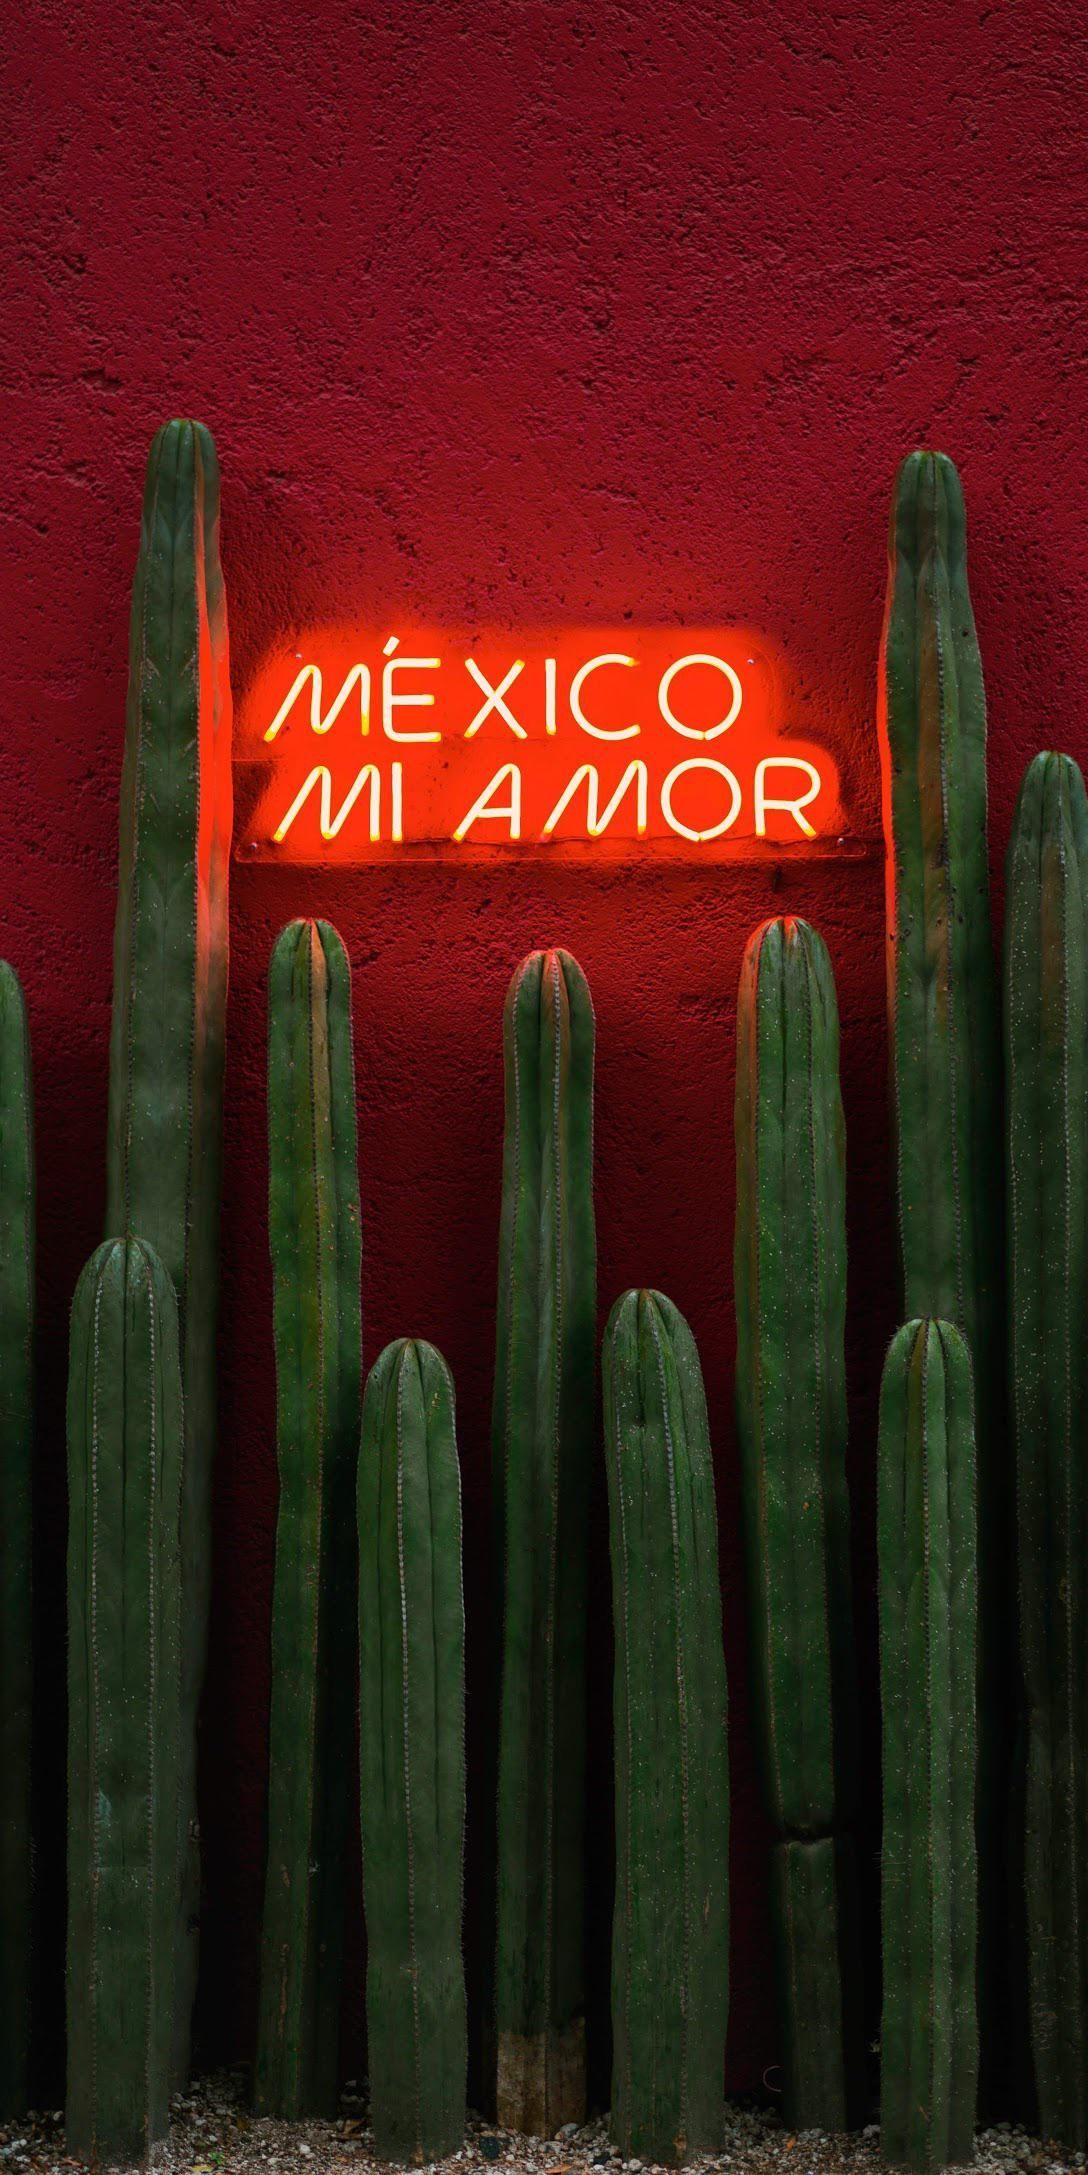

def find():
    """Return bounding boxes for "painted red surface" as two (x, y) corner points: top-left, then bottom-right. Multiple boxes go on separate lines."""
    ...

(4, 0), (1086, 2104)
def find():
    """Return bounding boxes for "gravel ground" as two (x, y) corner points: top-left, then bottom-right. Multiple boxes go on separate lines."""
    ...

(1, 2074), (1084, 2175)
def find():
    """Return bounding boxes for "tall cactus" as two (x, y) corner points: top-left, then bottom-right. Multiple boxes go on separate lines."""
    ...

(105, 417), (232, 2072)
(493, 946), (596, 2133)
(1006, 751), (1088, 2145)
(878, 448), (1001, 1381)
(878, 449), (1003, 2073)
(255, 919), (361, 2117)
(603, 1289), (729, 2168)
(878, 1318), (978, 2172)
(0, 963), (33, 2117)
(734, 915), (862, 2128)
(358, 1339), (466, 2165)
(66, 1238), (183, 2165)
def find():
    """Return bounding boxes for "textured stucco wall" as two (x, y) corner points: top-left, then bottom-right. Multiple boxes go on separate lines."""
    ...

(4, 0), (1086, 2098)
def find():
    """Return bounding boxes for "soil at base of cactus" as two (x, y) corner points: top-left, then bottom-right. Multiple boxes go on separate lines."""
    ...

(1, 2074), (1080, 2175)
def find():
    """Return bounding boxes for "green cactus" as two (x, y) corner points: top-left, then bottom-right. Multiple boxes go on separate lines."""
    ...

(0, 963), (33, 2117)
(493, 947), (596, 2134)
(734, 915), (863, 2128)
(105, 417), (232, 2074)
(878, 449), (1001, 1369)
(769, 1837), (862, 2128)
(878, 450), (1003, 2077)
(66, 1238), (183, 2165)
(358, 1339), (466, 2165)
(255, 919), (361, 2118)
(603, 1289), (729, 2168)
(1006, 751), (1088, 2145)
(878, 1318), (978, 2172)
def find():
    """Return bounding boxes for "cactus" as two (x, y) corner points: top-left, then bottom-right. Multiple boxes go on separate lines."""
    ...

(878, 449), (1001, 1379)
(878, 450), (1003, 2077)
(878, 1319), (978, 2172)
(358, 1339), (466, 2165)
(769, 1837), (862, 2127)
(733, 915), (863, 2128)
(603, 1289), (729, 2168)
(1006, 751), (1088, 2145)
(105, 417), (232, 2073)
(0, 964), (33, 2117)
(493, 947), (596, 2133)
(255, 919), (361, 2118)
(66, 1238), (183, 2164)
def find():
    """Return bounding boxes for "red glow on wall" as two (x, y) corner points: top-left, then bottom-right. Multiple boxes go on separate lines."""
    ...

(235, 627), (844, 861)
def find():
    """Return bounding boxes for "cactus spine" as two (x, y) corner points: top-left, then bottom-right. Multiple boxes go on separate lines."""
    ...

(66, 1239), (183, 2164)
(358, 1339), (467, 2165)
(1006, 751), (1088, 2145)
(734, 916), (862, 2128)
(256, 919), (361, 2117)
(603, 1289), (729, 2168)
(0, 964), (33, 2116)
(493, 947), (596, 2133)
(878, 1319), (978, 2172)
(105, 418), (232, 2073)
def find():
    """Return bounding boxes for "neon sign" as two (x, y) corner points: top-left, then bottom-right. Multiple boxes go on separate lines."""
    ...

(234, 628), (842, 861)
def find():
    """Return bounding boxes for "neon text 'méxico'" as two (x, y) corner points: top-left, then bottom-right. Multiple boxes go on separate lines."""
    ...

(237, 632), (838, 860)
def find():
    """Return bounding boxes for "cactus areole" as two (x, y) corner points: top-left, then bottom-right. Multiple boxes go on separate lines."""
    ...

(235, 627), (843, 859)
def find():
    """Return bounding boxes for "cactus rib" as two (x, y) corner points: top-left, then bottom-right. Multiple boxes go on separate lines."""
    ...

(105, 418), (232, 2077)
(734, 915), (862, 2127)
(493, 949), (596, 2133)
(358, 1339), (467, 2165)
(1006, 752), (1088, 2145)
(878, 1318), (978, 2172)
(604, 1289), (729, 2168)
(65, 1238), (183, 2165)
(256, 919), (361, 2118)
(0, 963), (33, 2117)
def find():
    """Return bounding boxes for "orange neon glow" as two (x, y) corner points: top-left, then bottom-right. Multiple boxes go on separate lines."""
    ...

(234, 628), (843, 861)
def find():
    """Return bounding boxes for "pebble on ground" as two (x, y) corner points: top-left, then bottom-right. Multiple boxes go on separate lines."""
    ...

(1, 2075), (1083, 2175)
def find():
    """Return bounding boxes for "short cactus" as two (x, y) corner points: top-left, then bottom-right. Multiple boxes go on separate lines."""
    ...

(493, 948), (596, 2133)
(603, 1289), (729, 2168)
(1005, 751), (1088, 2145)
(878, 1318), (978, 2172)
(66, 1238), (183, 2165)
(255, 920), (361, 2118)
(0, 963), (33, 2117)
(734, 915), (863, 2128)
(105, 418), (233, 2073)
(358, 1339), (467, 2165)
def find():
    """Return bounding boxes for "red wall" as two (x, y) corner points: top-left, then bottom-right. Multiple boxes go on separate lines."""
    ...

(5, 0), (1086, 2103)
